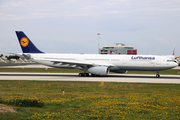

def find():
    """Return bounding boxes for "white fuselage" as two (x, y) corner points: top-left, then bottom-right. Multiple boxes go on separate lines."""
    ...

(28, 53), (178, 71)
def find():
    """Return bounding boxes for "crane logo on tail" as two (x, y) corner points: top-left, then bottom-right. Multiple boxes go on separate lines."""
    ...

(20, 37), (29, 47)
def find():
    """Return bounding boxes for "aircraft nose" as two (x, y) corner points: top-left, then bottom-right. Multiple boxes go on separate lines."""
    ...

(172, 62), (178, 68)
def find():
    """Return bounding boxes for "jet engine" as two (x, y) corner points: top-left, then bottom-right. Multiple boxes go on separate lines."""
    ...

(110, 69), (127, 73)
(88, 66), (109, 76)
(109, 66), (127, 73)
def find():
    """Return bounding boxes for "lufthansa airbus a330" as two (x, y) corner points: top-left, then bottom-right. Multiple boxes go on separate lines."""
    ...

(15, 31), (178, 78)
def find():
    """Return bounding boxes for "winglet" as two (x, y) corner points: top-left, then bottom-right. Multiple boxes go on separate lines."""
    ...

(16, 31), (43, 53)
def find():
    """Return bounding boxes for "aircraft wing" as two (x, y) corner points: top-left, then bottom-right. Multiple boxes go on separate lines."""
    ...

(34, 58), (114, 67)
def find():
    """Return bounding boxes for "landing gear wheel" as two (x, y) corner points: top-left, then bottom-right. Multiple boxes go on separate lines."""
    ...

(79, 73), (84, 77)
(156, 74), (160, 78)
(84, 73), (89, 77)
(79, 73), (89, 77)
(91, 74), (96, 77)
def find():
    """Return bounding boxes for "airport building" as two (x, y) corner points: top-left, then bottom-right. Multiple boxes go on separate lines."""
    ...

(99, 43), (137, 55)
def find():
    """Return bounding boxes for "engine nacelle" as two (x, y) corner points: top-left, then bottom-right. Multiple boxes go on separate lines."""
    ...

(110, 69), (127, 73)
(109, 66), (127, 73)
(88, 66), (109, 76)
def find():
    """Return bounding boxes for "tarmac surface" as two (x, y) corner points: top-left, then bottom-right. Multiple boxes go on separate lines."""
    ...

(0, 63), (180, 84)
(0, 62), (180, 69)
(0, 72), (180, 84)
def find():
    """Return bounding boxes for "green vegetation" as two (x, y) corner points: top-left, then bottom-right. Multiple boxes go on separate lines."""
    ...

(1, 99), (44, 108)
(128, 69), (180, 75)
(0, 68), (82, 73)
(0, 62), (11, 64)
(0, 81), (180, 120)
(0, 68), (180, 75)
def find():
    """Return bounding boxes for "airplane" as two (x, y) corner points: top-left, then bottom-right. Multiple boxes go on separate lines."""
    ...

(0, 56), (8, 63)
(164, 46), (176, 60)
(18, 58), (28, 62)
(14, 31), (178, 78)
(0, 58), (6, 63)
(10, 59), (17, 62)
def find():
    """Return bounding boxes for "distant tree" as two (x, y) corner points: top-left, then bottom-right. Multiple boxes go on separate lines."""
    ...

(0, 54), (3, 57)
(7, 55), (20, 60)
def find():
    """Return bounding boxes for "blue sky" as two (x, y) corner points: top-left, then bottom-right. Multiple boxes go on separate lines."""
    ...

(0, 0), (180, 55)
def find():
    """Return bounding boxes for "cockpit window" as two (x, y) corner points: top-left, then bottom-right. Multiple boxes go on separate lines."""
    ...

(167, 60), (173, 62)
(167, 60), (177, 63)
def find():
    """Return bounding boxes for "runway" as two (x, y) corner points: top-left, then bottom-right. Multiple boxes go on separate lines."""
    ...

(0, 63), (180, 69)
(0, 72), (180, 84)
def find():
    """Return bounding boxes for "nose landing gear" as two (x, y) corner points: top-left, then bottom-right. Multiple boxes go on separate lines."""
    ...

(156, 71), (160, 78)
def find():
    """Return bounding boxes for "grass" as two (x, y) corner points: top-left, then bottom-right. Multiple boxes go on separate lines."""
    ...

(0, 62), (12, 64)
(0, 68), (180, 75)
(0, 81), (180, 120)
(127, 69), (180, 75)
(0, 68), (82, 73)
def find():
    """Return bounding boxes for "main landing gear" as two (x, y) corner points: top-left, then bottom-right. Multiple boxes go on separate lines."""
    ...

(78, 73), (89, 77)
(78, 73), (98, 77)
(156, 71), (160, 78)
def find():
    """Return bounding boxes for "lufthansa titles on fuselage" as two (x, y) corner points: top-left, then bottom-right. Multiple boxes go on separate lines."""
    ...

(131, 56), (155, 60)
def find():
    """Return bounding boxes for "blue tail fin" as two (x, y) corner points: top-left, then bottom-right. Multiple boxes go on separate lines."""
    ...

(16, 31), (43, 53)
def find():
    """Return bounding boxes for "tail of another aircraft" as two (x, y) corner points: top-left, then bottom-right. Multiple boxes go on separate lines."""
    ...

(16, 31), (43, 53)
(172, 46), (175, 56)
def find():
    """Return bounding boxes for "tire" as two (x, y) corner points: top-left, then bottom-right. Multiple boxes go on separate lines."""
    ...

(84, 73), (89, 77)
(156, 74), (160, 78)
(91, 74), (96, 77)
(79, 73), (83, 77)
